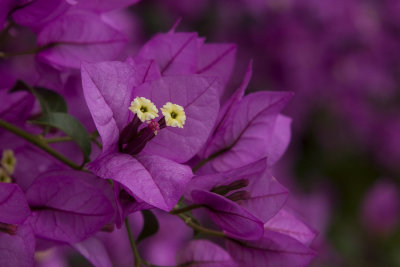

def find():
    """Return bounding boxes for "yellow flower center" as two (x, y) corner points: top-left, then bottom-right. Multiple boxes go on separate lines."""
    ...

(0, 169), (11, 183)
(0, 149), (15, 183)
(129, 97), (159, 122)
(1, 149), (16, 175)
(161, 102), (186, 128)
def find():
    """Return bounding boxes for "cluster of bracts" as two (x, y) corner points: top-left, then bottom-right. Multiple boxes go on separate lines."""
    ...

(0, 1), (316, 266)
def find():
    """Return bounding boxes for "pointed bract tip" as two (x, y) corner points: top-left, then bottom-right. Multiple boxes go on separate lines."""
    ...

(169, 17), (182, 33)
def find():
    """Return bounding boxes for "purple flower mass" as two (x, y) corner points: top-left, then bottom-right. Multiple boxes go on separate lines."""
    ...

(3, 0), (397, 266)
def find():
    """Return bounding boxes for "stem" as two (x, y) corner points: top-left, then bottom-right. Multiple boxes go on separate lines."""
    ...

(192, 145), (232, 173)
(0, 43), (56, 59)
(192, 147), (228, 173)
(91, 136), (102, 149)
(46, 136), (72, 143)
(45, 133), (103, 149)
(125, 217), (142, 267)
(191, 158), (208, 173)
(0, 119), (81, 170)
(170, 204), (203, 215)
(177, 214), (226, 238)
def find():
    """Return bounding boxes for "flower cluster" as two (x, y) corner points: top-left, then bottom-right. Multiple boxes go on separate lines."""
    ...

(0, 2), (316, 266)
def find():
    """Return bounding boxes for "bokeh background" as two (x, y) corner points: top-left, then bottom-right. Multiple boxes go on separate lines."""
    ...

(125, 0), (400, 266)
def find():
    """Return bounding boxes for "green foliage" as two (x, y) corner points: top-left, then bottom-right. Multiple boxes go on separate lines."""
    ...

(11, 80), (68, 114)
(32, 113), (92, 162)
(11, 80), (92, 163)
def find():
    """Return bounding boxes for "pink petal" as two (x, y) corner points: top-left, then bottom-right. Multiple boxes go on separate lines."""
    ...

(25, 170), (115, 243)
(215, 61), (252, 129)
(191, 190), (264, 241)
(0, 222), (35, 267)
(127, 59), (162, 83)
(242, 171), (288, 223)
(197, 44), (237, 94)
(205, 91), (293, 172)
(226, 229), (316, 267)
(188, 160), (288, 224)
(135, 32), (199, 75)
(198, 61), (252, 159)
(264, 209), (317, 246)
(0, 183), (30, 224)
(37, 10), (127, 69)
(12, 0), (71, 30)
(12, 145), (67, 191)
(265, 114), (292, 166)
(0, 90), (35, 123)
(88, 153), (192, 211)
(81, 61), (136, 154)
(186, 159), (267, 200)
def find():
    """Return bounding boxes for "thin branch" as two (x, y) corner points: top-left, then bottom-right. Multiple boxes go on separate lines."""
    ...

(0, 43), (56, 59)
(192, 147), (228, 173)
(125, 217), (142, 267)
(45, 136), (72, 143)
(0, 119), (81, 170)
(177, 214), (226, 238)
(90, 136), (102, 149)
(45, 132), (103, 149)
(170, 204), (203, 215)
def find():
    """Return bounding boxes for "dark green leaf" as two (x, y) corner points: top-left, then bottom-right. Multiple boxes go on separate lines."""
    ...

(137, 210), (159, 243)
(34, 87), (68, 113)
(11, 80), (68, 113)
(32, 112), (91, 162)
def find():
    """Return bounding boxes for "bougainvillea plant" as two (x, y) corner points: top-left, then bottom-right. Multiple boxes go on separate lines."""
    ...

(0, 1), (316, 266)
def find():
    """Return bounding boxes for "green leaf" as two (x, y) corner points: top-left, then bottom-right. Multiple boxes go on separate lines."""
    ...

(34, 87), (68, 113)
(137, 210), (159, 243)
(11, 80), (68, 114)
(32, 112), (91, 162)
